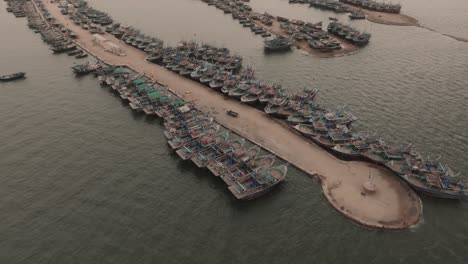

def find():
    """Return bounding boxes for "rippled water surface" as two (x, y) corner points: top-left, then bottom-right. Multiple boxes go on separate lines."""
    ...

(1, 0), (468, 263)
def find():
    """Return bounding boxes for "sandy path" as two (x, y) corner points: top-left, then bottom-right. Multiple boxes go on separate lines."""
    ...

(40, 0), (422, 229)
(342, 4), (419, 26)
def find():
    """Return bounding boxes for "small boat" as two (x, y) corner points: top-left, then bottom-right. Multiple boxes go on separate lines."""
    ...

(349, 12), (366, 20)
(0, 72), (26, 82)
(241, 87), (262, 104)
(264, 37), (295, 52)
(207, 146), (260, 177)
(75, 52), (88, 59)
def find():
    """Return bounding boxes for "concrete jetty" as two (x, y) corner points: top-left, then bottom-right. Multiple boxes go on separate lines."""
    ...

(39, 0), (422, 229)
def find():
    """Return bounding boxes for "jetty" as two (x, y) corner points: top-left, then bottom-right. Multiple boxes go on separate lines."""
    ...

(3, 0), (428, 229)
(40, 0), (422, 229)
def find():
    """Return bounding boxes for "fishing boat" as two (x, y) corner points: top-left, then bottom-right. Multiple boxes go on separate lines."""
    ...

(175, 139), (210, 160)
(208, 72), (227, 90)
(176, 130), (230, 160)
(191, 137), (244, 168)
(240, 87), (262, 104)
(0, 72), (26, 82)
(207, 146), (261, 177)
(361, 143), (408, 165)
(72, 62), (101, 75)
(221, 164), (255, 187)
(264, 95), (288, 115)
(199, 69), (217, 84)
(264, 37), (295, 52)
(349, 12), (366, 20)
(221, 76), (238, 94)
(190, 65), (210, 81)
(167, 124), (220, 150)
(164, 117), (213, 139)
(399, 157), (468, 199)
(228, 165), (288, 200)
(228, 81), (252, 99)
(293, 124), (317, 138)
(75, 52), (88, 59)
(331, 134), (373, 160)
(258, 86), (280, 104)
(287, 112), (311, 124)
(312, 126), (353, 149)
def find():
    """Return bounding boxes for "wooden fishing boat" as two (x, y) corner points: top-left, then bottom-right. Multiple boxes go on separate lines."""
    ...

(0, 72), (26, 82)
(331, 135), (373, 160)
(312, 126), (353, 149)
(176, 131), (230, 160)
(240, 87), (262, 104)
(207, 146), (260, 177)
(221, 155), (276, 186)
(293, 124), (317, 137)
(385, 154), (468, 199)
(191, 136), (244, 168)
(168, 124), (220, 150)
(228, 165), (288, 200)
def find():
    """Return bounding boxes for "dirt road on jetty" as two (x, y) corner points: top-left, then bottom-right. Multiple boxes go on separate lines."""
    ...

(41, 0), (422, 229)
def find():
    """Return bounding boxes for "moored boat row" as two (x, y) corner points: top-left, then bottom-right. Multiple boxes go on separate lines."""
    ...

(19, 0), (467, 200)
(93, 65), (289, 200)
(339, 0), (402, 14)
(328, 21), (371, 46)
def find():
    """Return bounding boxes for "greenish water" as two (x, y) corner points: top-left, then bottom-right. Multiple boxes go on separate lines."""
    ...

(1, 0), (467, 263)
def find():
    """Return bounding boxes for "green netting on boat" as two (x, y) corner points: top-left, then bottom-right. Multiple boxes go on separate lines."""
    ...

(160, 96), (170, 103)
(148, 91), (160, 100)
(137, 84), (148, 91)
(114, 67), (124, 74)
(173, 99), (185, 107)
(133, 78), (144, 85)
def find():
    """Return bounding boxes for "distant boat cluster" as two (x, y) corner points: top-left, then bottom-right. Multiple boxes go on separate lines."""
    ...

(5, 0), (26, 17)
(327, 21), (371, 46)
(198, 0), (364, 52)
(289, 0), (401, 14)
(309, 0), (352, 13)
(339, 0), (402, 14)
(4, 0), (467, 200)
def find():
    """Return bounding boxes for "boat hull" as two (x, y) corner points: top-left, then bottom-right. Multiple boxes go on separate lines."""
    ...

(401, 176), (468, 199)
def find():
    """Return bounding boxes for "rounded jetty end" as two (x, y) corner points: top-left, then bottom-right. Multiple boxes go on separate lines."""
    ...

(318, 162), (423, 230)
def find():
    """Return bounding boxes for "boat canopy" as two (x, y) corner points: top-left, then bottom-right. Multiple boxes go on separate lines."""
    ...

(114, 67), (124, 74)
(137, 83), (149, 91)
(133, 78), (145, 85)
(146, 87), (156, 94)
(173, 99), (185, 107)
(148, 91), (160, 100)
(160, 96), (170, 103)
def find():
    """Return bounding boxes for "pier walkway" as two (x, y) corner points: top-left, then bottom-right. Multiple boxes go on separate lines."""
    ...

(40, 0), (422, 229)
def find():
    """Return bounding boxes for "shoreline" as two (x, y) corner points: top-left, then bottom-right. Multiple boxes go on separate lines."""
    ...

(36, 0), (422, 230)
(341, 4), (419, 26)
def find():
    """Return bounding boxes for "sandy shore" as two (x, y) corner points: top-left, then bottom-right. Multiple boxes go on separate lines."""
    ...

(39, 0), (422, 229)
(255, 18), (359, 58)
(343, 4), (419, 26)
